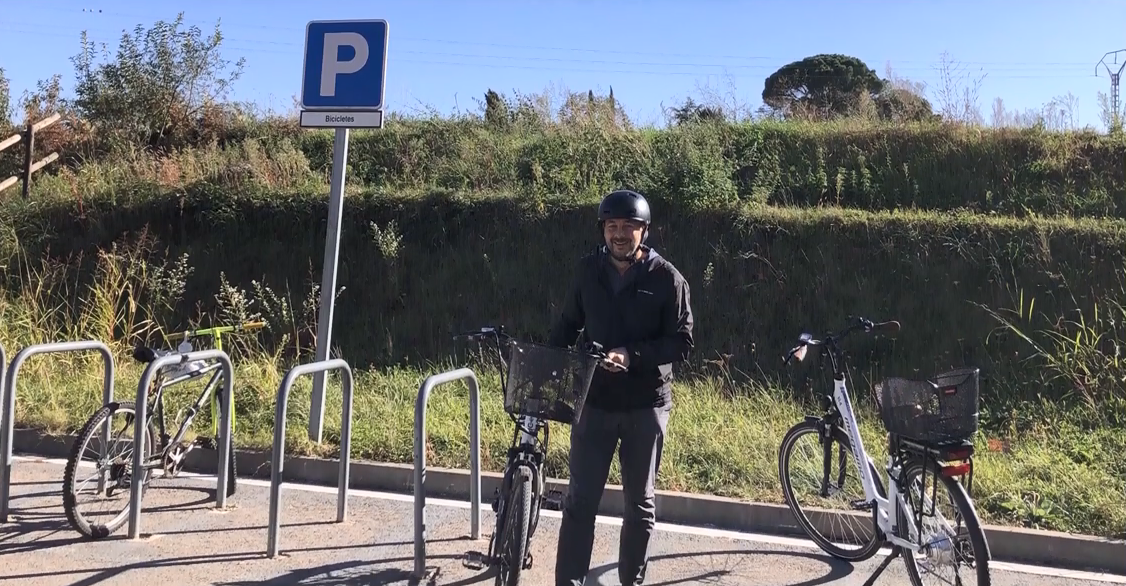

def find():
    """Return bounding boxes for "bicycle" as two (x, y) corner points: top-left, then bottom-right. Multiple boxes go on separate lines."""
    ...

(454, 326), (624, 586)
(777, 317), (990, 586)
(61, 321), (266, 539)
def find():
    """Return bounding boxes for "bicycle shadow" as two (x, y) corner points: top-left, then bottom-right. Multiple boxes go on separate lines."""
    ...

(0, 484), (229, 556)
(584, 548), (854, 586)
(213, 556), (497, 586)
(2, 538), (484, 586)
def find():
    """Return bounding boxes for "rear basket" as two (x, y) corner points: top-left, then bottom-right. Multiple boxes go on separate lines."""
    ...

(503, 340), (600, 425)
(876, 367), (980, 445)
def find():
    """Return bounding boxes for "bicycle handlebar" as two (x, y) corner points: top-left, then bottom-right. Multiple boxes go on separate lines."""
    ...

(453, 325), (627, 372)
(452, 326), (512, 343)
(783, 317), (900, 365)
(164, 321), (267, 342)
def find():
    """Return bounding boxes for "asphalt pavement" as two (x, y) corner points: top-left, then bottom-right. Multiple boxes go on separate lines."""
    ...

(0, 455), (1119, 585)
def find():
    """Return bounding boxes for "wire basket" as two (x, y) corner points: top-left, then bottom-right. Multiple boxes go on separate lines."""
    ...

(503, 340), (600, 425)
(875, 367), (980, 445)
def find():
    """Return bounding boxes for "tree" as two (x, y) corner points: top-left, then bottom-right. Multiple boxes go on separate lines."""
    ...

(0, 68), (11, 130)
(762, 54), (884, 119)
(69, 12), (246, 152)
(875, 88), (937, 122)
(667, 97), (726, 125)
(483, 89), (509, 128)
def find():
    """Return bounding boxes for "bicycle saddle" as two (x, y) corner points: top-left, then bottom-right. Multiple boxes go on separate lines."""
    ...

(132, 345), (158, 364)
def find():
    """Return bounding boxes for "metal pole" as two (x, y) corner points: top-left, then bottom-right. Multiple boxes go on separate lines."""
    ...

(130, 350), (232, 538)
(0, 341), (115, 523)
(268, 358), (354, 557)
(20, 121), (32, 199)
(309, 127), (351, 443)
(413, 367), (481, 577)
(0, 342), (5, 513)
(214, 353), (235, 510)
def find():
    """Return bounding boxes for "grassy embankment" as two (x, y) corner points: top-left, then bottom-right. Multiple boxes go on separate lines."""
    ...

(2, 119), (1125, 538)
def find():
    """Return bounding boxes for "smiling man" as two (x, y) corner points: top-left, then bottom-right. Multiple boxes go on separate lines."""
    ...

(548, 189), (695, 586)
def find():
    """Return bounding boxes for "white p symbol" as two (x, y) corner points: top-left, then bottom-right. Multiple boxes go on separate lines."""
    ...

(320, 32), (369, 97)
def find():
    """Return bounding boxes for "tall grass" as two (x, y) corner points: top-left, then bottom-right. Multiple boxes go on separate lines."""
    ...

(1, 235), (1123, 537)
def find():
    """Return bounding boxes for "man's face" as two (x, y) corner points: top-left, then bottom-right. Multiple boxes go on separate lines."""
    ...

(603, 218), (646, 262)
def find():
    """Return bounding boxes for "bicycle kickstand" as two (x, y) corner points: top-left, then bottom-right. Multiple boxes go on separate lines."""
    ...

(862, 546), (901, 586)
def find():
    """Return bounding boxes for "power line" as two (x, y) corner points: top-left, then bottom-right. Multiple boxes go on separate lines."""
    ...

(15, 10), (1116, 69)
(0, 24), (1102, 81)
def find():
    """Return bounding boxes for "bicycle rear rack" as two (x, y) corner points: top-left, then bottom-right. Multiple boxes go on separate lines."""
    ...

(413, 367), (482, 580)
(267, 358), (355, 558)
(1, 340), (116, 523)
(129, 349), (233, 539)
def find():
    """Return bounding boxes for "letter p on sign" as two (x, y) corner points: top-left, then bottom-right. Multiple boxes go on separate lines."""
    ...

(320, 33), (369, 97)
(300, 19), (388, 111)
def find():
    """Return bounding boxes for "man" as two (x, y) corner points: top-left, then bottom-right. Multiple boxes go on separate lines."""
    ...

(548, 189), (694, 586)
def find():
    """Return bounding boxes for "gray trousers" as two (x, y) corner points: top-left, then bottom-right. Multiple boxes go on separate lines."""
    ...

(554, 402), (671, 586)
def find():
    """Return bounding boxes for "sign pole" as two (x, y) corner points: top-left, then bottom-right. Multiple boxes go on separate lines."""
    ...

(299, 18), (388, 442)
(308, 127), (350, 443)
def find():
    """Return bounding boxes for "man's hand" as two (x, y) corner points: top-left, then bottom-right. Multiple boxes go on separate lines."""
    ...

(601, 347), (630, 372)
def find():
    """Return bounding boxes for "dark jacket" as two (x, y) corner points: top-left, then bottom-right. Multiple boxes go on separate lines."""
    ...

(547, 245), (694, 411)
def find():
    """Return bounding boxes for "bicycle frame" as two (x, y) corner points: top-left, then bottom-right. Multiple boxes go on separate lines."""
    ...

(163, 321), (264, 436)
(145, 361), (225, 467)
(830, 372), (923, 553)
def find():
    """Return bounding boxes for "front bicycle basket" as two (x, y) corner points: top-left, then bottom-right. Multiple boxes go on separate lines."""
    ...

(503, 340), (600, 425)
(876, 367), (980, 445)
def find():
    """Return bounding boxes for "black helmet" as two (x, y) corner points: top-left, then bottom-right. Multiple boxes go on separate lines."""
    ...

(597, 189), (651, 226)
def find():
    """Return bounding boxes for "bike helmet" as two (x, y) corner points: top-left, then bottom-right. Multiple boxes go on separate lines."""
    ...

(597, 189), (651, 227)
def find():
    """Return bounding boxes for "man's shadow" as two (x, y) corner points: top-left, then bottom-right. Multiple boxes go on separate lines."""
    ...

(583, 548), (855, 586)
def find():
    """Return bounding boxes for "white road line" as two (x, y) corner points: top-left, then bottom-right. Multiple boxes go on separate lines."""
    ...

(14, 454), (1126, 583)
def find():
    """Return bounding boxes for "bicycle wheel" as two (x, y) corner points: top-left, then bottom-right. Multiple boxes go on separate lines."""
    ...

(778, 420), (886, 561)
(899, 458), (990, 586)
(62, 401), (155, 539)
(494, 466), (532, 586)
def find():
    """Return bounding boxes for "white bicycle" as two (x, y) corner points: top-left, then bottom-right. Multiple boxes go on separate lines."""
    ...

(778, 317), (990, 586)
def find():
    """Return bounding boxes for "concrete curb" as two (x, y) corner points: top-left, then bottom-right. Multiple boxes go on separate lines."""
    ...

(11, 427), (1125, 576)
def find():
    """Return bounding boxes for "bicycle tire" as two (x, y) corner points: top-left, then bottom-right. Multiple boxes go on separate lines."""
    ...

(494, 466), (532, 586)
(62, 401), (154, 539)
(778, 419), (886, 561)
(900, 458), (991, 586)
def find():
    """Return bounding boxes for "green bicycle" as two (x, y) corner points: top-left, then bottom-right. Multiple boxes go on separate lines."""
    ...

(61, 321), (265, 539)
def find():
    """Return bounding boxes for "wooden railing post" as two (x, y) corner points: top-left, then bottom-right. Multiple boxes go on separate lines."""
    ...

(0, 113), (60, 197)
(20, 121), (33, 199)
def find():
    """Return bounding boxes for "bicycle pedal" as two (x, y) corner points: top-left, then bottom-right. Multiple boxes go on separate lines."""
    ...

(462, 550), (491, 570)
(542, 489), (565, 510)
(850, 499), (873, 510)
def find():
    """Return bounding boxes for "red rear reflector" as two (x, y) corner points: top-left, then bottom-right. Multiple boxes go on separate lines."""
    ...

(941, 463), (971, 477)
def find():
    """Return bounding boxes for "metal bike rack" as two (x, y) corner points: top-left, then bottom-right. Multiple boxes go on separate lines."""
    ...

(267, 358), (355, 558)
(413, 367), (482, 578)
(1, 340), (115, 523)
(129, 349), (233, 539)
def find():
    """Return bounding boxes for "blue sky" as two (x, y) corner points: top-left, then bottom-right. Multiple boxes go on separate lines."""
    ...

(2, 0), (1124, 128)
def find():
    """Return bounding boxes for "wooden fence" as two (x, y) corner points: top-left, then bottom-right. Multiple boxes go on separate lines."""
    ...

(0, 113), (61, 198)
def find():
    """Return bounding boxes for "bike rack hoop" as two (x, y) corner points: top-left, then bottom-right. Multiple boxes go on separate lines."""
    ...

(267, 358), (355, 558)
(1, 340), (115, 523)
(413, 367), (482, 579)
(128, 349), (233, 539)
